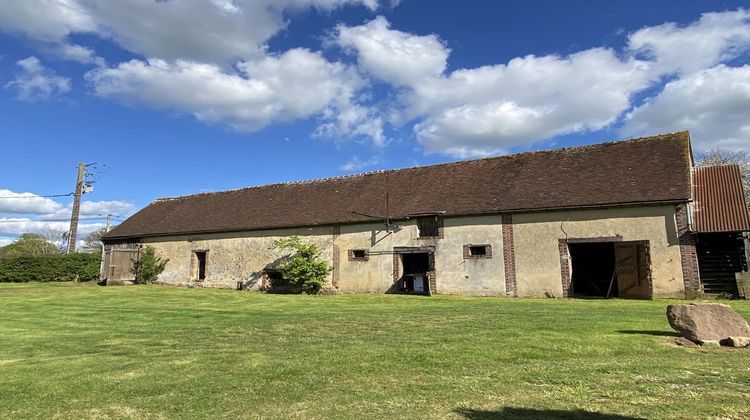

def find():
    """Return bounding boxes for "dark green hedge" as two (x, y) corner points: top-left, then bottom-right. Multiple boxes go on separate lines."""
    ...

(0, 253), (101, 282)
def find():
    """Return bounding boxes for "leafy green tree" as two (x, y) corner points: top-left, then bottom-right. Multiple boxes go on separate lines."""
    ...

(133, 246), (168, 284)
(0, 233), (61, 258)
(272, 236), (331, 294)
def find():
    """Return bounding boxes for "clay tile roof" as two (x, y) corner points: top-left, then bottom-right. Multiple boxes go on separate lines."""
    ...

(104, 131), (693, 240)
(692, 165), (750, 232)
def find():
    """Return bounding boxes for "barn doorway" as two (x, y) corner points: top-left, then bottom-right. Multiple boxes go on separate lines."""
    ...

(390, 247), (435, 294)
(567, 240), (652, 298)
(569, 242), (617, 297)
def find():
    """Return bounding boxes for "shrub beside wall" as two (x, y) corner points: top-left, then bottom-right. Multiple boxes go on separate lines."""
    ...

(0, 253), (101, 282)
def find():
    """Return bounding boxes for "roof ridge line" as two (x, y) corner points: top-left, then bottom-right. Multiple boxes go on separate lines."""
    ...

(154, 131), (690, 202)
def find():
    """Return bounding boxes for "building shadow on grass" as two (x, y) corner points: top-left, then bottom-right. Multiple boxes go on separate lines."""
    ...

(617, 330), (680, 337)
(455, 407), (643, 419)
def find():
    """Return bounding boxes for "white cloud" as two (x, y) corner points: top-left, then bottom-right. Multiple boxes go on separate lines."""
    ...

(2, 4), (750, 156)
(0, 189), (64, 214)
(84, 0), (379, 63)
(86, 49), (376, 139)
(0, 0), (380, 65)
(0, 0), (97, 63)
(335, 16), (449, 86)
(335, 17), (653, 156)
(415, 49), (651, 156)
(5, 56), (71, 101)
(0, 217), (103, 237)
(340, 155), (380, 171)
(622, 64), (750, 151)
(0, 186), (132, 243)
(336, 12), (750, 157)
(0, 1), (387, 144)
(628, 9), (750, 75)
(0, 238), (13, 248)
(36, 199), (135, 221)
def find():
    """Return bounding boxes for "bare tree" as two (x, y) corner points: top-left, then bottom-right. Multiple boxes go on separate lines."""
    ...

(81, 227), (108, 253)
(696, 148), (750, 207)
(37, 227), (69, 254)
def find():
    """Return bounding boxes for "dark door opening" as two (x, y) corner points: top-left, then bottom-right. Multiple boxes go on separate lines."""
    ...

(569, 242), (617, 297)
(390, 251), (432, 294)
(697, 232), (746, 297)
(195, 251), (207, 280)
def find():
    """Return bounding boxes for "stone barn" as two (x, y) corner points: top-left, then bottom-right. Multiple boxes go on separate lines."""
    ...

(101, 131), (750, 298)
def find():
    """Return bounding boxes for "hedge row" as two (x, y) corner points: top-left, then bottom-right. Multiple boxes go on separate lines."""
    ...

(0, 253), (101, 282)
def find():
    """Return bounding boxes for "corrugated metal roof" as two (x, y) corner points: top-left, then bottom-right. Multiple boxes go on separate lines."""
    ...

(693, 165), (750, 232)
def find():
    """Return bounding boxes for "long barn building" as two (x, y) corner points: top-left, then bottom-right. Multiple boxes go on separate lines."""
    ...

(101, 132), (750, 298)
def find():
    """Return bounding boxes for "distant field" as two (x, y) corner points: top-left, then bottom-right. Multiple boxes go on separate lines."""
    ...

(1, 283), (749, 419)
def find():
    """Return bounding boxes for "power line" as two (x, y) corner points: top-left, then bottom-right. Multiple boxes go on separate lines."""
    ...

(0, 214), (128, 223)
(0, 193), (74, 199)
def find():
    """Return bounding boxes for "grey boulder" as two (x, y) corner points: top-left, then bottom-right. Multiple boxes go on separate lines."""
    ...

(666, 303), (750, 343)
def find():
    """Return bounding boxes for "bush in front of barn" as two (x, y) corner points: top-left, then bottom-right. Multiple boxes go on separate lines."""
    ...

(0, 253), (101, 282)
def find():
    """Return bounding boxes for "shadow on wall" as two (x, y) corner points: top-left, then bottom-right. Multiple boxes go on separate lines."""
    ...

(239, 256), (288, 291)
(455, 407), (644, 419)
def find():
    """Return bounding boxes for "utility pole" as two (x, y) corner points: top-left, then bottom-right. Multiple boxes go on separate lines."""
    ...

(66, 162), (86, 254)
(104, 214), (112, 233)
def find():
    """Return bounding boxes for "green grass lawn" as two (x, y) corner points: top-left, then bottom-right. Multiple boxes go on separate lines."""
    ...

(1, 283), (750, 419)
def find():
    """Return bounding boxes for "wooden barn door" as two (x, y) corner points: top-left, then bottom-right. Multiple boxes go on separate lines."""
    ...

(108, 249), (138, 282)
(614, 242), (651, 298)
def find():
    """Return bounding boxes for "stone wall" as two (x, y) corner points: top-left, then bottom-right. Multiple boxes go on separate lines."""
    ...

(512, 205), (686, 298)
(111, 204), (689, 297)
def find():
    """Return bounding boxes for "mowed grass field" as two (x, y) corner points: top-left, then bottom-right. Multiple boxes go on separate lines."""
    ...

(1, 284), (750, 419)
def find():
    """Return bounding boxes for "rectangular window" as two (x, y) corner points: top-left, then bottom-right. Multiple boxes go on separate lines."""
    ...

(348, 249), (369, 261)
(417, 216), (442, 238)
(464, 244), (492, 259)
(470, 246), (487, 256)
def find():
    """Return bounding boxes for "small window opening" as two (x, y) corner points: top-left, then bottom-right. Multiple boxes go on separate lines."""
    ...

(194, 251), (207, 281)
(470, 245), (487, 256)
(417, 216), (441, 238)
(350, 249), (368, 261)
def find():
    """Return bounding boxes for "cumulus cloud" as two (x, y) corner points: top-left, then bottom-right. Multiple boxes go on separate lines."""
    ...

(36, 199), (135, 221)
(0, 0), (98, 63)
(628, 9), (750, 75)
(5, 57), (71, 101)
(340, 155), (380, 171)
(85, 0), (379, 63)
(0, 186), (133, 243)
(0, 218), (103, 237)
(335, 16), (449, 86)
(0, 0), (387, 144)
(334, 11), (750, 157)
(86, 49), (374, 138)
(0, 0), (379, 64)
(335, 18), (654, 156)
(622, 64), (750, 151)
(0, 189), (64, 214)
(2, 3), (750, 157)
(413, 50), (651, 156)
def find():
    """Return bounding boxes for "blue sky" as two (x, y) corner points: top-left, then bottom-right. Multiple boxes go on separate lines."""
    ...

(0, 0), (749, 245)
